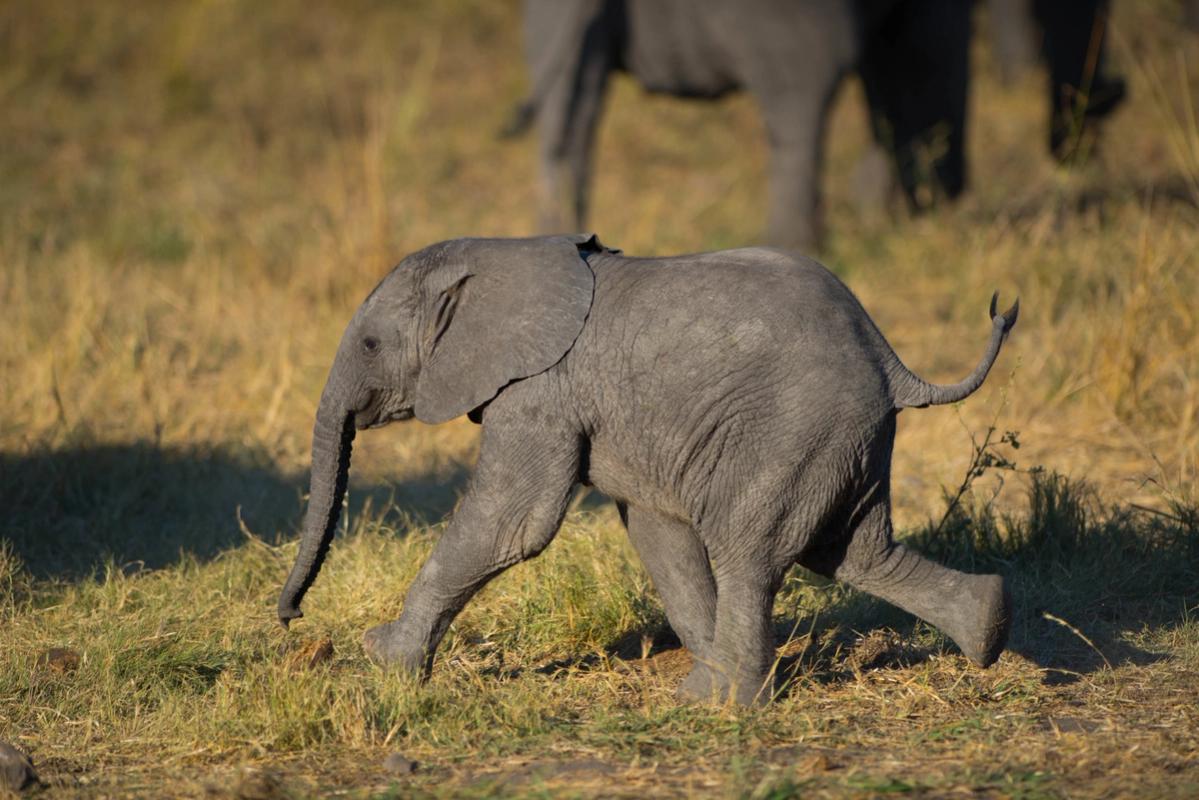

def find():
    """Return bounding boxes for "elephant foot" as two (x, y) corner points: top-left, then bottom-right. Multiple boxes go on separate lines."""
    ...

(949, 574), (1011, 668)
(676, 660), (772, 706)
(362, 621), (427, 676)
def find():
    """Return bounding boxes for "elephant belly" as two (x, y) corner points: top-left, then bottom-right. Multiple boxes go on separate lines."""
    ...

(623, 2), (740, 98)
(577, 368), (893, 546)
(584, 438), (693, 523)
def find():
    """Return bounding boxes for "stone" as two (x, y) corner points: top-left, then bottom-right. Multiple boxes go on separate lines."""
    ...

(40, 647), (81, 674)
(383, 752), (418, 776)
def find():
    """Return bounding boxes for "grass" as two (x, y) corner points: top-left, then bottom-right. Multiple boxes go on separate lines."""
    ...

(1, 0), (1198, 796)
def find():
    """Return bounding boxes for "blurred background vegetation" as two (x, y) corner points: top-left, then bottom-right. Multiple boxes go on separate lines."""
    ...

(0, 1), (1197, 796)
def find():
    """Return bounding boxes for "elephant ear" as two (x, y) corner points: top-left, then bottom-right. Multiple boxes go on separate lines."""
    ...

(413, 236), (598, 425)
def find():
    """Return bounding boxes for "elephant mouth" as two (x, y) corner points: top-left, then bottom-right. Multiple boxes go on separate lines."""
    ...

(356, 407), (414, 430)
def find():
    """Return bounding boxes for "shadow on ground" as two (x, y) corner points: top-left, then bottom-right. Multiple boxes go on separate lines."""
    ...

(0, 439), (473, 579)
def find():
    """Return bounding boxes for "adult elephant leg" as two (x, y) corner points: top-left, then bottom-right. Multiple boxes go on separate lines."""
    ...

(621, 505), (717, 662)
(858, 0), (970, 211)
(823, 498), (1010, 668)
(759, 65), (844, 252)
(534, 33), (612, 232)
(1033, 0), (1125, 162)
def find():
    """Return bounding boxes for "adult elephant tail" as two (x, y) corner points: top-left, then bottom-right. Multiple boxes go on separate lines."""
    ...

(887, 292), (1019, 409)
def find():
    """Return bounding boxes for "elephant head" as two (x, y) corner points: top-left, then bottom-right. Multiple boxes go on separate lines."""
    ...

(277, 235), (602, 627)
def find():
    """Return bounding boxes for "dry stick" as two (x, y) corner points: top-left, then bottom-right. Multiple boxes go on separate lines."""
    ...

(933, 382), (1018, 539)
(50, 362), (69, 429)
(1129, 502), (1190, 526)
(934, 423), (997, 539)
(1041, 611), (1112, 670)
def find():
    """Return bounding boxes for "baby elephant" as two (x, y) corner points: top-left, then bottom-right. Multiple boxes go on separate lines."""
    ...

(278, 235), (1018, 704)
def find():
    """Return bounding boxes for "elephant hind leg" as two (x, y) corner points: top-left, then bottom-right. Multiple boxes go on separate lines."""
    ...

(676, 559), (780, 706)
(817, 497), (1010, 668)
(678, 504), (788, 705)
(621, 504), (717, 661)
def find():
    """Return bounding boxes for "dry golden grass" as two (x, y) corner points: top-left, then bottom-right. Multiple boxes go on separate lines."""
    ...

(1, 1), (1197, 797)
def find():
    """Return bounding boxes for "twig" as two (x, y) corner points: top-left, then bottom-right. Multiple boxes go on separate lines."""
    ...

(934, 424), (998, 538)
(1041, 611), (1112, 670)
(1129, 503), (1189, 525)
(237, 505), (285, 561)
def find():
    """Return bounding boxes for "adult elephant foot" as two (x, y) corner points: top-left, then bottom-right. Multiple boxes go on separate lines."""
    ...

(676, 660), (772, 706)
(362, 621), (427, 675)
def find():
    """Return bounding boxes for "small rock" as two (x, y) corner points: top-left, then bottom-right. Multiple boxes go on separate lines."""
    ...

(40, 647), (81, 674)
(0, 740), (38, 792)
(286, 637), (334, 671)
(1044, 715), (1101, 735)
(383, 752), (418, 776)
(798, 753), (833, 773)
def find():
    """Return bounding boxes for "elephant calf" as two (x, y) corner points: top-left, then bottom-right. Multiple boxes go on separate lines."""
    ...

(278, 235), (1018, 705)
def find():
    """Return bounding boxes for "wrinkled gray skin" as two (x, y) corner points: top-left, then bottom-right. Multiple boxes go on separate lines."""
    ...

(508, 0), (971, 251)
(278, 235), (1018, 705)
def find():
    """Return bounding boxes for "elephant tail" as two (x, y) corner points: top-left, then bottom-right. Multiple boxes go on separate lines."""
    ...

(888, 292), (1019, 409)
(500, 99), (539, 139)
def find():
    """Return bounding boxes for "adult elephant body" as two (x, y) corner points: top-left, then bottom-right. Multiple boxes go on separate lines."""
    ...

(278, 235), (1018, 704)
(510, 0), (971, 250)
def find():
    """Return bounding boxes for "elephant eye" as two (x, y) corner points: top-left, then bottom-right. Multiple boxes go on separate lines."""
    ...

(362, 336), (380, 353)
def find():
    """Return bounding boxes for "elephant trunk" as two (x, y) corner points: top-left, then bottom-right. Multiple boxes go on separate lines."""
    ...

(277, 381), (357, 628)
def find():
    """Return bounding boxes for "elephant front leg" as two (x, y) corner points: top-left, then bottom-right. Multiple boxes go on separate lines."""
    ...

(363, 417), (580, 676)
(820, 500), (1010, 668)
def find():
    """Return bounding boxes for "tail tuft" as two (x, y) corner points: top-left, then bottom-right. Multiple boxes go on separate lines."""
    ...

(989, 291), (1019, 333)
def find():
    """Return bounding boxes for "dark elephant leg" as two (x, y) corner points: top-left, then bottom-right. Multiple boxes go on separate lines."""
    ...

(859, 0), (970, 211)
(758, 62), (844, 252)
(1032, 0), (1125, 161)
(813, 498), (1010, 668)
(621, 504), (717, 661)
(534, 33), (612, 232)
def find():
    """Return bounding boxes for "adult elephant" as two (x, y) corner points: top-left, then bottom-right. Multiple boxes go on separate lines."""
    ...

(505, 0), (971, 251)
